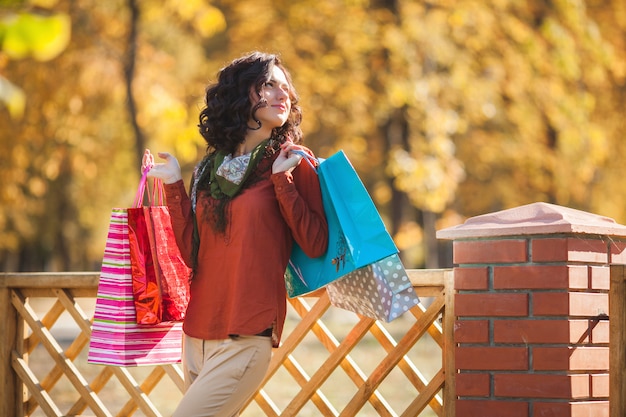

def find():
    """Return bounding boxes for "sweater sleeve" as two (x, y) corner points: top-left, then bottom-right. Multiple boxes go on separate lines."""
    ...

(271, 154), (328, 258)
(163, 179), (194, 267)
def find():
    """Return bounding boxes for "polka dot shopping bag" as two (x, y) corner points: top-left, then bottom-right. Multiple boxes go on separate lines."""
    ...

(326, 253), (420, 322)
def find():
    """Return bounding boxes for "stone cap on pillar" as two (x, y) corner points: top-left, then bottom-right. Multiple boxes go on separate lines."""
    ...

(436, 202), (626, 240)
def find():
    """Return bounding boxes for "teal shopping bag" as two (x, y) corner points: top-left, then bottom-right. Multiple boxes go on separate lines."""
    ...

(285, 150), (398, 297)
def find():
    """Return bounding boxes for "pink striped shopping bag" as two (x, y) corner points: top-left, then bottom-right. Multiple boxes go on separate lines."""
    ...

(88, 208), (184, 366)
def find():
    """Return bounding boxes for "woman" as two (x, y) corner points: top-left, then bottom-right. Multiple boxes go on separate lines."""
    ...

(143, 51), (328, 416)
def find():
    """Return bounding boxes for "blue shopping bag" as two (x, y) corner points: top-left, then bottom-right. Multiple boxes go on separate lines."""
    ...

(285, 150), (398, 297)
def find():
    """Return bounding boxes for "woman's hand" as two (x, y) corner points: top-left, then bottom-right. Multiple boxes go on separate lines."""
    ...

(272, 142), (305, 174)
(142, 149), (183, 184)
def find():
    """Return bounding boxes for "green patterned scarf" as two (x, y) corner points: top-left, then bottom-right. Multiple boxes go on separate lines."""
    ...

(209, 138), (270, 199)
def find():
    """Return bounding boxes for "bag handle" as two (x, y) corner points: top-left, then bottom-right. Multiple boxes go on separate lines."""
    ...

(133, 167), (149, 208)
(152, 178), (165, 206)
(291, 149), (320, 172)
(133, 167), (165, 208)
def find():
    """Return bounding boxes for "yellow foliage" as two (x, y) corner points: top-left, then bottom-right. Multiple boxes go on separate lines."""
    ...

(194, 7), (227, 38)
(1, 13), (70, 61)
(0, 75), (25, 118)
(393, 221), (423, 252)
(1, 0), (626, 270)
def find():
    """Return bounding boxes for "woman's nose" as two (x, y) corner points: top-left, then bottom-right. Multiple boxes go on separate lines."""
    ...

(277, 88), (288, 101)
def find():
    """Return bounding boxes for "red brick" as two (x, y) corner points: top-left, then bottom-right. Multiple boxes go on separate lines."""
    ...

(456, 373), (490, 397)
(456, 400), (528, 417)
(532, 237), (607, 263)
(586, 319), (610, 344)
(532, 292), (568, 316)
(533, 400), (608, 417)
(568, 293), (608, 316)
(493, 265), (587, 290)
(455, 267), (489, 290)
(494, 319), (566, 344)
(533, 292), (608, 317)
(493, 319), (608, 344)
(566, 319), (610, 344)
(533, 347), (609, 371)
(610, 240), (626, 263)
(456, 347), (528, 370)
(453, 239), (527, 264)
(455, 293), (528, 317)
(590, 266), (609, 290)
(591, 374), (609, 397)
(455, 320), (489, 343)
(494, 374), (590, 398)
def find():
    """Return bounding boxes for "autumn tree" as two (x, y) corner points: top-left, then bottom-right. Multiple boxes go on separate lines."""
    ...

(1, 0), (625, 271)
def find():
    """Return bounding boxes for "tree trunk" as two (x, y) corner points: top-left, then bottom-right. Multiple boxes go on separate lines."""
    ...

(125, 0), (144, 168)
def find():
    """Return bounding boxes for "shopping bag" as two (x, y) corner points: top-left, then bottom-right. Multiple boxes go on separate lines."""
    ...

(128, 171), (190, 324)
(148, 205), (191, 320)
(127, 205), (161, 324)
(88, 209), (184, 366)
(326, 253), (420, 322)
(285, 150), (398, 296)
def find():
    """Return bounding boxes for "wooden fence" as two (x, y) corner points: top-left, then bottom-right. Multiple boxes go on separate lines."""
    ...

(0, 270), (455, 417)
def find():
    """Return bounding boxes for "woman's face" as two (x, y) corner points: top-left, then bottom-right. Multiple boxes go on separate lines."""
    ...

(249, 66), (292, 132)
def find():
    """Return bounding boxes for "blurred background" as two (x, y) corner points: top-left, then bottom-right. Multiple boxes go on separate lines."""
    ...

(1, 0), (625, 272)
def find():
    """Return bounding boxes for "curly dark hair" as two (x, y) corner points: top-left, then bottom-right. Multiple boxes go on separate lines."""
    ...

(198, 51), (303, 155)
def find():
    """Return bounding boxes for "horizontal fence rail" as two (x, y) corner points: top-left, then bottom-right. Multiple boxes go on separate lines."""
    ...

(0, 270), (454, 417)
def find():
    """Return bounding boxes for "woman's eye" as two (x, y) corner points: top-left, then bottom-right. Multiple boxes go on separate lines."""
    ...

(264, 81), (274, 88)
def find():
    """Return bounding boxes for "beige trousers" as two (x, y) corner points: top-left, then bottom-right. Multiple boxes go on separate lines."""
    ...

(172, 334), (272, 417)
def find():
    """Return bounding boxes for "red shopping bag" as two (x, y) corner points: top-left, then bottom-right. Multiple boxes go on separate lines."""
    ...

(128, 169), (190, 324)
(148, 205), (191, 321)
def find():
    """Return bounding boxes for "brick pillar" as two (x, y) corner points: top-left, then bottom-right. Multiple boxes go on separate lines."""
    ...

(437, 202), (626, 417)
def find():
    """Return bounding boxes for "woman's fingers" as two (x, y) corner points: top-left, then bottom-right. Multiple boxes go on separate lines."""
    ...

(141, 149), (155, 172)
